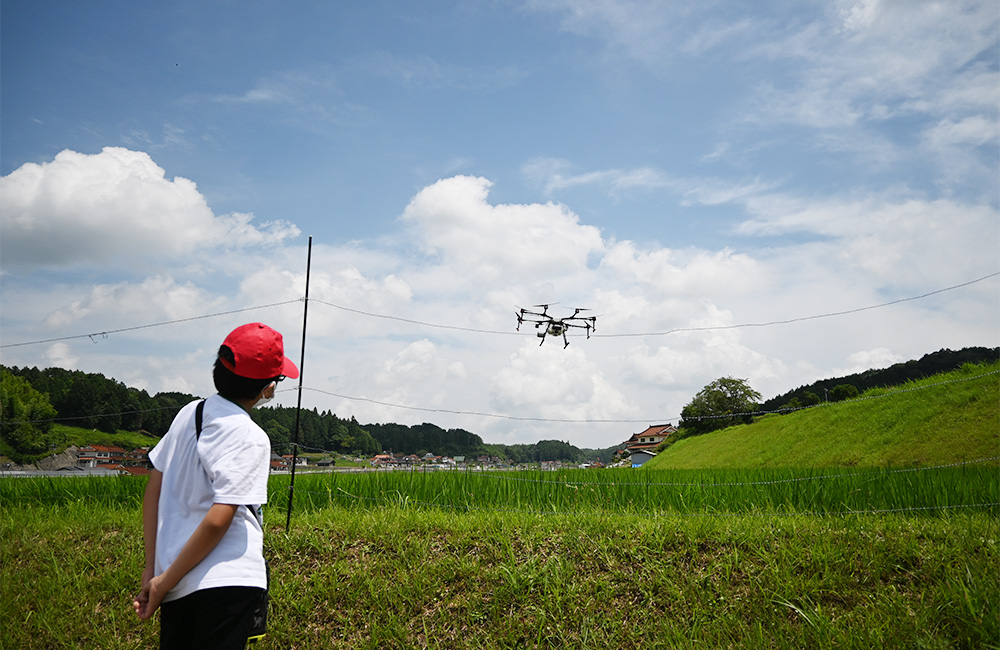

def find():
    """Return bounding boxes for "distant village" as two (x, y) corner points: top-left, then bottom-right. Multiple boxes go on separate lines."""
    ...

(1, 424), (678, 476)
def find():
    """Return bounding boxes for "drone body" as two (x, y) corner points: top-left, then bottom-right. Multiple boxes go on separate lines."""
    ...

(515, 304), (597, 348)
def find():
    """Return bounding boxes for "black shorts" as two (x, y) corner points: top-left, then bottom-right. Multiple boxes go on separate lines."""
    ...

(159, 586), (264, 650)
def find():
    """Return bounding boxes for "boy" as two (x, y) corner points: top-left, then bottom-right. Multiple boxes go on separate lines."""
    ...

(134, 322), (298, 649)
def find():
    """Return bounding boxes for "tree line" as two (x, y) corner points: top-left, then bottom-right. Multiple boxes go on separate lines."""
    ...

(0, 365), (617, 464)
(759, 347), (999, 412)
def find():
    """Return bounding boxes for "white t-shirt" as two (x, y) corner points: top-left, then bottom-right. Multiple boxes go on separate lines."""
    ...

(149, 394), (271, 602)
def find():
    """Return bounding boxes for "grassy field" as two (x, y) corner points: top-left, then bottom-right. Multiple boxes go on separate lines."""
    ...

(1, 363), (997, 649)
(649, 362), (1000, 470)
(1, 463), (997, 650)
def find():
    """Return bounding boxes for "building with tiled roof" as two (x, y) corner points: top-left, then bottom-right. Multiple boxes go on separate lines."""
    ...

(621, 424), (677, 453)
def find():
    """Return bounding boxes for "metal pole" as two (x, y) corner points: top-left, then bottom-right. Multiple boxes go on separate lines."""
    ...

(286, 236), (312, 530)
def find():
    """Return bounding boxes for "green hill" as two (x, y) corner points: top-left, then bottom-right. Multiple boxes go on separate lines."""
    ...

(647, 362), (999, 469)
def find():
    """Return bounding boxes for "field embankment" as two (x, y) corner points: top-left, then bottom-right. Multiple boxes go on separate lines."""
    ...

(649, 362), (1000, 470)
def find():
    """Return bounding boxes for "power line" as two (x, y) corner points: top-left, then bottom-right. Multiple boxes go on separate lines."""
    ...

(0, 300), (303, 349)
(299, 386), (649, 423)
(4, 273), (994, 350)
(300, 368), (999, 425)
(4, 367), (996, 429)
(313, 272), (997, 337)
(310, 298), (519, 336)
(595, 272), (1000, 338)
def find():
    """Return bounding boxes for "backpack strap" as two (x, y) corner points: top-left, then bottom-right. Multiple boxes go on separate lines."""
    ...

(195, 399), (206, 439)
(194, 398), (262, 526)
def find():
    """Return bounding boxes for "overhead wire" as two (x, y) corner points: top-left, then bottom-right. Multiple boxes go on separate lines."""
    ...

(3, 365), (997, 429)
(297, 367), (998, 425)
(593, 271), (1000, 338)
(310, 272), (999, 338)
(6, 272), (993, 350)
(0, 300), (303, 349)
(309, 298), (520, 336)
(0, 271), (996, 441)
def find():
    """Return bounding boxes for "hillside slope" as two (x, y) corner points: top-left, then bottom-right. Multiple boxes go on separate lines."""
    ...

(647, 362), (999, 469)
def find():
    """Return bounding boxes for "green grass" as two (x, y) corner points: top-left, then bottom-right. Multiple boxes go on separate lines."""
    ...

(1, 363), (998, 649)
(5, 464), (996, 517)
(48, 424), (159, 452)
(648, 362), (1000, 470)
(1, 500), (996, 650)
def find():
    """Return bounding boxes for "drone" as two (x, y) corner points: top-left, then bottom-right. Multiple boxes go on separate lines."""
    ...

(515, 304), (598, 348)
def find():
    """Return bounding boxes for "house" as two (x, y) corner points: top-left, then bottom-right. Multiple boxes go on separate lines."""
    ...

(622, 424), (677, 454)
(76, 445), (128, 467)
(617, 424), (677, 468)
(629, 450), (656, 468)
(370, 453), (394, 467)
(126, 448), (150, 467)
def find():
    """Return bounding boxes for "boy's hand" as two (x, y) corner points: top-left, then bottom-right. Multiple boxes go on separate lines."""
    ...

(133, 573), (166, 620)
(132, 585), (150, 619)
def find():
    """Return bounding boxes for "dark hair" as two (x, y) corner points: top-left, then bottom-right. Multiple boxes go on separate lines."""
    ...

(213, 345), (282, 401)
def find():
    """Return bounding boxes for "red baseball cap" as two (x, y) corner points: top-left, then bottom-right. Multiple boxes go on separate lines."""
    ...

(219, 323), (299, 380)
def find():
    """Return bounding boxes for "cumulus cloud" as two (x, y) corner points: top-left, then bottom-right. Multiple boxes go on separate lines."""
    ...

(401, 175), (605, 284)
(41, 275), (227, 330)
(832, 347), (905, 377)
(491, 342), (633, 421)
(43, 343), (79, 369)
(0, 147), (299, 270)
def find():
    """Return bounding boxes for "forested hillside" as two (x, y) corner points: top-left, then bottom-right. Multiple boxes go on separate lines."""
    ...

(761, 347), (998, 411)
(0, 365), (613, 464)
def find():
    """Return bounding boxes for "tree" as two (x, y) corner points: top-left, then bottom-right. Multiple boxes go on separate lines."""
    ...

(679, 376), (762, 436)
(830, 384), (859, 402)
(0, 370), (59, 463)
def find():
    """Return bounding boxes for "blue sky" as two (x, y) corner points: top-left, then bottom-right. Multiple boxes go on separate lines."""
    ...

(2, 0), (998, 449)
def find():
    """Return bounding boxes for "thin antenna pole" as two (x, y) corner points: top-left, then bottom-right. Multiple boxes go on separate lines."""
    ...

(286, 236), (312, 530)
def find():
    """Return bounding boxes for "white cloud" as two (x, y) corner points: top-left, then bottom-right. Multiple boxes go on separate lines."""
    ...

(41, 275), (226, 330)
(490, 342), (633, 421)
(923, 115), (999, 149)
(832, 347), (905, 377)
(43, 343), (79, 369)
(736, 194), (1000, 287)
(0, 147), (299, 270)
(600, 241), (764, 298)
(522, 157), (675, 196)
(401, 175), (606, 284)
(746, 0), (999, 128)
